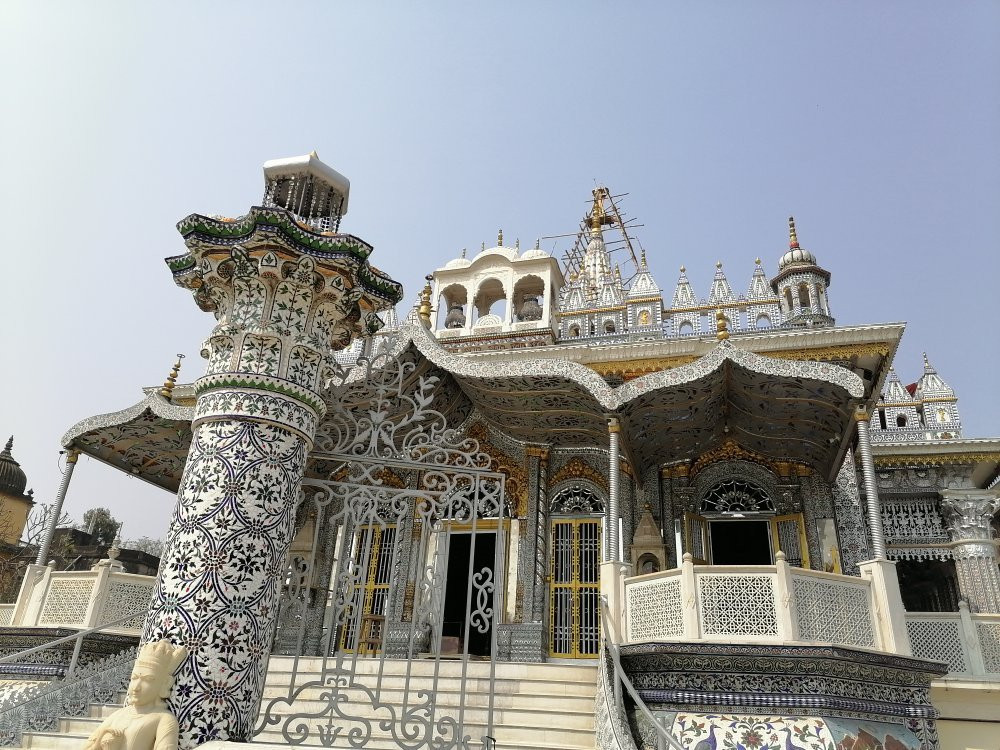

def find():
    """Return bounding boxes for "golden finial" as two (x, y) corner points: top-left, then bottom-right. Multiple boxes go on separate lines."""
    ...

(716, 310), (730, 341)
(159, 354), (185, 399)
(755, 257), (762, 266)
(716, 260), (723, 269)
(418, 275), (433, 328)
(679, 265), (686, 273)
(788, 216), (799, 248)
(497, 228), (503, 246)
(640, 247), (647, 266)
(590, 187), (608, 231)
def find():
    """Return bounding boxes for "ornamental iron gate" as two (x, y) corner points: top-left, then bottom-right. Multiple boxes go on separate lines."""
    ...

(257, 333), (508, 749)
(549, 518), (601, 658)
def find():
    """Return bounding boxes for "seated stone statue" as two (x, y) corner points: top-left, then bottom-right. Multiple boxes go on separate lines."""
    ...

(83, 640), (188, 750)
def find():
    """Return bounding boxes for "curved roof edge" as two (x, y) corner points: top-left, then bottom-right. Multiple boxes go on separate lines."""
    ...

(62, 393), (195, 449)
(366, 323), (866, 409)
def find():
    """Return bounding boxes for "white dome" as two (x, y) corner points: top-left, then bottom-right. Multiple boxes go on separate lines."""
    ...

(778, 247), (817, 269)
(444, 257), (472, 269)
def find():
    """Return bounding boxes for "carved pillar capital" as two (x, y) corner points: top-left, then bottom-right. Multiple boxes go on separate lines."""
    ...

(940, 490), (1000, 542)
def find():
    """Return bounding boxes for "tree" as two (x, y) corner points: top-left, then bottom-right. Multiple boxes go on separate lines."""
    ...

(78, 507), (120, 547)
(0, 503), (74, 601)
(125, 536), (165, 558)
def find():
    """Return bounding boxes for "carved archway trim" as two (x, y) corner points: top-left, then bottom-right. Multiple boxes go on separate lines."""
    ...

(549, 456), (608, 493)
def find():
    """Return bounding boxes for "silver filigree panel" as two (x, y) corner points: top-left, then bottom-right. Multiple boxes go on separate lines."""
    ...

(38, 578), (95, 626)
(906, 617), (968, 674)
(977, 621), (1000, 673)
(627, 576), (683, 641)
(792, 575), (876, 648)
(697, 574), (778, 636)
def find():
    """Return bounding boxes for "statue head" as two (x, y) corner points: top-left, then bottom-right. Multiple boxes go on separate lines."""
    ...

(128, 640), (187, 708)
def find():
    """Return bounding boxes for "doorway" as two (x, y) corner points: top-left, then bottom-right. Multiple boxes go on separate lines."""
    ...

(709, 520), (771, 565)
(442, 531), (497, 656)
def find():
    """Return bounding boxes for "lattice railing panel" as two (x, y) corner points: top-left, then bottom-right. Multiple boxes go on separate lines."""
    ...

(626, 576), (683, 641)
(99, 579), (154, 631)
(792, 575), (876, 648)
(697, 574), (777, 636)
(38, 578), (95, 626)
(0, 607), (12, 628)
(977, 621), (1000, 673)
(906, 616), (968, 673)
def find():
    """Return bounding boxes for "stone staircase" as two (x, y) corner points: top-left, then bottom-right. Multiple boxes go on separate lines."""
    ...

(17, 657), (598, 749)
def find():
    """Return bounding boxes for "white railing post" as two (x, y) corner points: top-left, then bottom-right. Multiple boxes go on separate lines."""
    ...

(774, 551), (798, 641)
(600, 560), (630, 644)
(680, 553), (699, 639)
(10, 564), (50, 627)
(859, 559), (912, 655)
(959, 601), (988, 675)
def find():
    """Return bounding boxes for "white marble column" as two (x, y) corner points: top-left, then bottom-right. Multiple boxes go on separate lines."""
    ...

(941, 489), (1000, 613)
(607, 418), (621, 562)
(145, 237), (398, 747)
(855, 408), (887, 559)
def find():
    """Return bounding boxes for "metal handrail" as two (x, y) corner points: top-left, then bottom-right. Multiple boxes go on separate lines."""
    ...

(599, 595), (685, 750)
(0, 608), (147, 678)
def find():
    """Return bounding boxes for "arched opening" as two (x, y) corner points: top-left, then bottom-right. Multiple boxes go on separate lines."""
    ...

(603, 319), (616, 334)
(784, 287), (794, 311)
(755, 313), (771, 329)
(568, 324), (580, 338)
(677, 320), (694, 336)
(439, 283), (468, 330)
(797, 283), (810, 309)
(550, 484), (603, 659)
(513, 274), (545, 322)
(473, 278), (507, 324)
(636, 553), (660, 576)
(896, 414), (908, 428)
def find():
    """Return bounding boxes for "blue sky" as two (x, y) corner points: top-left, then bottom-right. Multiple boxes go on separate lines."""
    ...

(1, 1), (998, 540)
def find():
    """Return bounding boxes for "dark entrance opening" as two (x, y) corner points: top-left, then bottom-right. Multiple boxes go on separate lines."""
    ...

(710, 520), (771, 565)
(443, 531), (496, 656)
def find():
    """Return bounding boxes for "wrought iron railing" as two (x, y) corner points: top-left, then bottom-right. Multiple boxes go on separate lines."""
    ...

(0, 608), (146, 747)
(598, 596), (684, 750)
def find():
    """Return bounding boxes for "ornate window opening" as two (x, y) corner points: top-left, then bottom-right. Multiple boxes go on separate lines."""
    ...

(755, 313), (771, 329)
(568, 323), (580, 337)
(603, 320), (616, 334)
(700, 479), (774, 514)
(897, 414), (908, 428)
(677, 320), (694, 336)
(550, 485), (604, 515)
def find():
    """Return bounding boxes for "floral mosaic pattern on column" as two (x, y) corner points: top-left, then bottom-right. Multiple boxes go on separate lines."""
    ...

(144, 418), (306, 746)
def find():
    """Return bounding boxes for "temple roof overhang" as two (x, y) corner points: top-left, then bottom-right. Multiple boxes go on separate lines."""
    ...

(345, 325), (866, 482)
(61, 325), (872, 492)
(61, 390), (195, 492)
(872, 438), (1000, 489)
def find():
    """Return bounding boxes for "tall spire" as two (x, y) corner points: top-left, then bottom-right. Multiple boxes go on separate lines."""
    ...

(747, 257), (770, 299)
(788, 216), (799, 249)
(671, 265), (695, 307)
(708, 261), (735, 304)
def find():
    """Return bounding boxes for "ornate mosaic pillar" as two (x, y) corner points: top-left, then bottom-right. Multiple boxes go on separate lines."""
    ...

(144, 198), (400, 746)
(941, 489), (1000, 613)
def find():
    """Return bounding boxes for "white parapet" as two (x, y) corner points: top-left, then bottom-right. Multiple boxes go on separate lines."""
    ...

(618, 551), (914, 655)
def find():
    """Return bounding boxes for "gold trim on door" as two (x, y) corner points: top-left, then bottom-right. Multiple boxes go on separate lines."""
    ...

(682, 511), (708, 565)
(770, 513), (810, 568)
(549, 518), (601, 659)
(341, 525), (397, 653)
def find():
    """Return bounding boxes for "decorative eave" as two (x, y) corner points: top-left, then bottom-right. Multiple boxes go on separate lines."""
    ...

(62, 393), (195, 493)
(357, 324), (864, 481)
(167, 206), (403, 308)
(769, 262), (833, 288)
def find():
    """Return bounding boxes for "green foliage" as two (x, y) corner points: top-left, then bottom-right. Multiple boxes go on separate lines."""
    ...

(79, 507), (120, 547)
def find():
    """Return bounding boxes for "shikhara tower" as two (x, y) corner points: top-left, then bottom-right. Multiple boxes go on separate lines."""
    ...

(144, 153), (401, 745)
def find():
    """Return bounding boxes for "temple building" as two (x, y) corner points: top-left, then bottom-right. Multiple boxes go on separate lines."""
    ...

(6, 155), (1000, 750)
